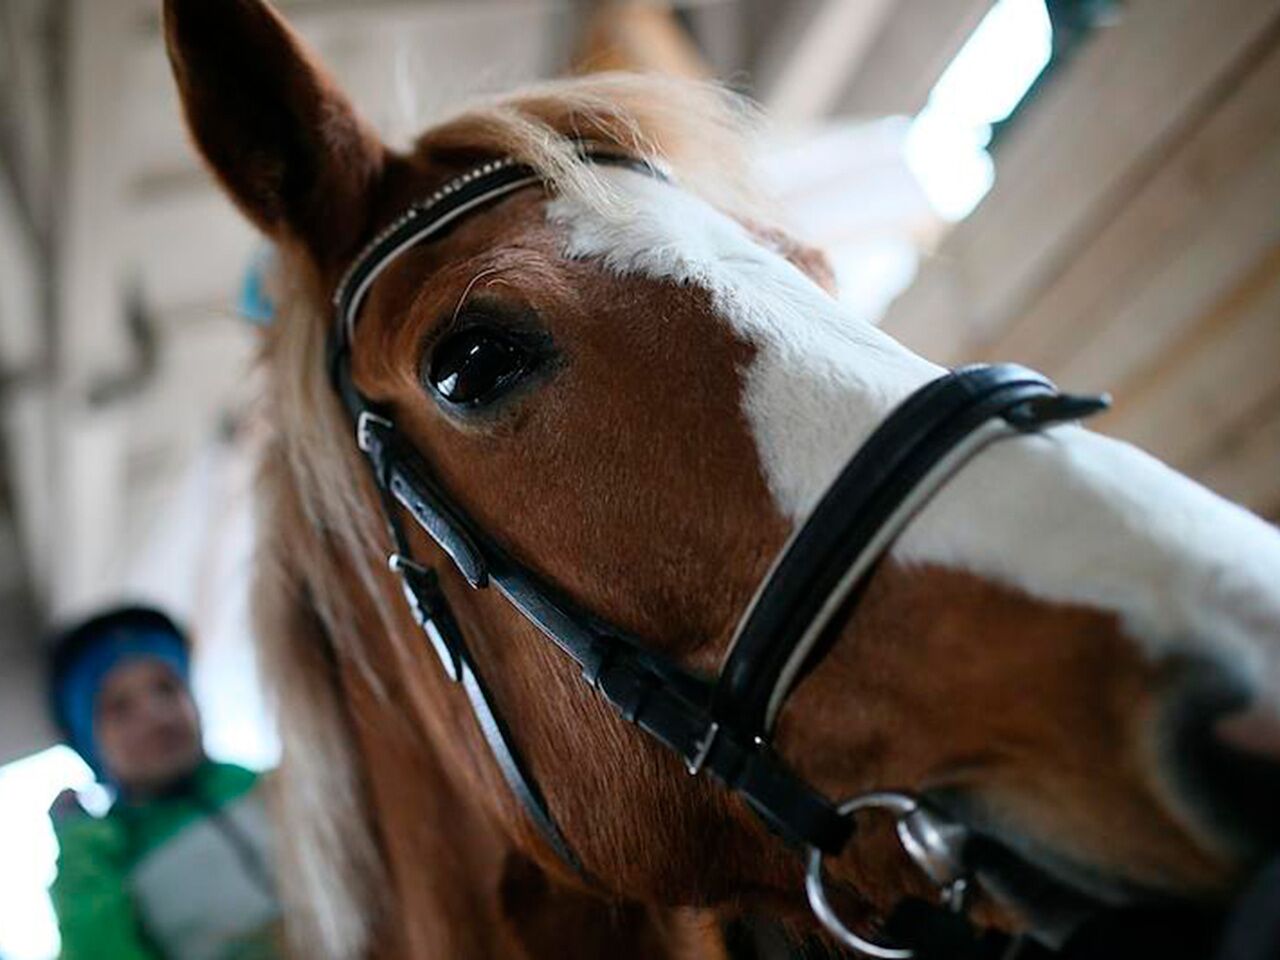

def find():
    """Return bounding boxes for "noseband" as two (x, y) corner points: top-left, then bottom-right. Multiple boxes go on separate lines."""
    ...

(327, 152), (1108, 956)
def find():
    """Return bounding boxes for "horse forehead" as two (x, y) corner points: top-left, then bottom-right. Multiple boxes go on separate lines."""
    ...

(544, 167), (943, 517)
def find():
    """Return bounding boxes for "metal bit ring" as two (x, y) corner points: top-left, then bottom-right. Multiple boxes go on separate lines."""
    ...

(805, 791), (970, 959)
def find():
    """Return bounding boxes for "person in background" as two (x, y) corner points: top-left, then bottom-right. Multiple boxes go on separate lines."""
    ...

(47, 605), (281, 960)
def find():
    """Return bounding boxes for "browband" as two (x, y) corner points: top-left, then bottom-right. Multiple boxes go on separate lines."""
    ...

(332, 150), (660, 355)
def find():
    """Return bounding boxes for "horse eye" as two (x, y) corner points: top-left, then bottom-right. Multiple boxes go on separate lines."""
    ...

(426, 326), (536, 407)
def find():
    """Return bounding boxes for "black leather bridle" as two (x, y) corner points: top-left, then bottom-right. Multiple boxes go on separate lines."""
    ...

(326, 151), (1109, 956)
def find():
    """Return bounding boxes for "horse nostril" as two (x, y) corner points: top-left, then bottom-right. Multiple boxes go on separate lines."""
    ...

(1171, 667), (1280, 855)
(1215, 703), (1280, 766)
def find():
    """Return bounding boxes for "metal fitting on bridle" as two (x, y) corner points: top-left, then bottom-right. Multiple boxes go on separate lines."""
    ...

(806, 793), (970, 958)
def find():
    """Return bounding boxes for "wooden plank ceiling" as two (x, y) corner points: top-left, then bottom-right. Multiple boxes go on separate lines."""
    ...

(881, 0), (1280, 522)
(3, 0), (1276, 629)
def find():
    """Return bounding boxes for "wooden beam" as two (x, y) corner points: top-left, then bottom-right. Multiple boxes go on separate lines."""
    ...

(974, 36), (1280, 517)
(0, 161), (55, 598)
(881, 0), (1280, 363)
(132, 0), (732, 39)
(756, 0), (896, 126)
(980, 35), (1280, 379)
(0, 0), (59, 245)
(681, 0), (747, 80)
(1096, 243), (1280, 469)
(54, 0), (135, 614)
(0, 167), (40, 373)
(1050, 134), (1280, 392)
(572, 1), (709, 78)
(837, 0), (994, 117)
(1193, 392), (1280, 517)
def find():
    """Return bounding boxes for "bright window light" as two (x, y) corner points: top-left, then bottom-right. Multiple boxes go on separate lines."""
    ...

(0, 747), (108, 960)
(905, 0), (1053, 221)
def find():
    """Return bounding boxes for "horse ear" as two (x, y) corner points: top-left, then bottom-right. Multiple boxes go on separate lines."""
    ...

(780, 238), (837, 297)
(163, 0), (385, 266)
(747, 221), (838, 296)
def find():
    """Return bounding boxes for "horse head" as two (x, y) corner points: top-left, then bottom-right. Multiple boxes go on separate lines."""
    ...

(164, 1), (1280, 955)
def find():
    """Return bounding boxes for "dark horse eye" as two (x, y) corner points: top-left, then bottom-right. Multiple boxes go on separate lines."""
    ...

(426, 326), (536, 407)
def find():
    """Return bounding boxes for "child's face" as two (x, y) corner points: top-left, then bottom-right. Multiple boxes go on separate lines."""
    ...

(95, 659), (202, 794)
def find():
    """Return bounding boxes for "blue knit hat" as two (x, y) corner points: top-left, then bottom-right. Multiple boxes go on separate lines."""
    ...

(49, 606), (191, 780)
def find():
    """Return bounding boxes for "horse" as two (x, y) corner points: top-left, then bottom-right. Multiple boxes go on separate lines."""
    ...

(162, 1), (1280, 957)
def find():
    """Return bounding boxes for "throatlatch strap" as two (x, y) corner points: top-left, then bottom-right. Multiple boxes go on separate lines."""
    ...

(338, 359), (583, 872)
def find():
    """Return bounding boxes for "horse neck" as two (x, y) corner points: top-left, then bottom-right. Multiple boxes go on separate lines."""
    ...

(348, 599), (734, 957)
(288, 516), (727, 958)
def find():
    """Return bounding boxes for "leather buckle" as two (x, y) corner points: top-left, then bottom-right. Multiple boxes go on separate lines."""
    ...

(389, 553), (462, 682)
(686, 721), (721, 776)
(1002, 391), (1109, 431)
(356, 410), (393, 454)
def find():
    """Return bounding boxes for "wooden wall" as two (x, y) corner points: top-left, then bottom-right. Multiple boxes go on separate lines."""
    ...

(880, 0), (1280, 522)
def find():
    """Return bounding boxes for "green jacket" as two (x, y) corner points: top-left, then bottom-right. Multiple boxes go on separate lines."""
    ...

(51, 760), (282, 960)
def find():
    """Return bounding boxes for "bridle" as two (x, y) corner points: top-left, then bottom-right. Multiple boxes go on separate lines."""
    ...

(326, 150), (1109, 957)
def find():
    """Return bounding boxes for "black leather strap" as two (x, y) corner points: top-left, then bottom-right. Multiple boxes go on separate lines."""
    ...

(337, 360), (584, 871)
(712, 364), (1108, 742)
(587, 646), (854, 853)
(337, 355), (853, 855)
(326, 154), (1109, 881)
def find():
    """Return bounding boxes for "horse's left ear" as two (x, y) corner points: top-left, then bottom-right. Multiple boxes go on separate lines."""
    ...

(163, 0), (386, 267)
(781, 237), (837, 297)
(747, 222), (838, 296)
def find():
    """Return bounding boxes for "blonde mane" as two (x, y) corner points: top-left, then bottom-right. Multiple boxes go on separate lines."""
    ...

(416, 73), (762, 218)
(252, 73), (762, 957)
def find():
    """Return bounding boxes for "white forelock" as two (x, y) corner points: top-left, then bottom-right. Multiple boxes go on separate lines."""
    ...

(546, 168), (1280, 691)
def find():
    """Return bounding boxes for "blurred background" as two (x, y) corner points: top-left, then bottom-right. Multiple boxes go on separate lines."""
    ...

(1, 0), (1277, 956)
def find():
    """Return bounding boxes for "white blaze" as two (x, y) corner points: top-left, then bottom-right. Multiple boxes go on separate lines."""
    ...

(547, 168), (1280, 689)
